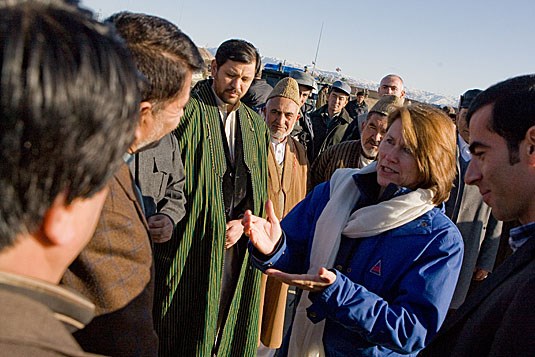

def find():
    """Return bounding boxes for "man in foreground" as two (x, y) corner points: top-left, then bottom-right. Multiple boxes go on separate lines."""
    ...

(0, 0), (140, 354)
(154, 39), (269, 356)
(62, 12), (203, 356)
(422, 74), (535, 356)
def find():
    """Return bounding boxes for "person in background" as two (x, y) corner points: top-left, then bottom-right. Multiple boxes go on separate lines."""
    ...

(0, 0), (140, 354)
(445, 89), (501, 311)
(244, 104), (463, 356)
(154, 39), (269, 357)
(62, 12), (203, 356)
(315, 84), (329, 109)
(421, 74), (535, 356)
(309, 80), (353, 162)
(343, 74), (406, 142)
(242, 66), (273, 112)
(346, 90), (369, 121)
(310, 95), (402, 189)
(258, 77), (309, 356)
(289, 70), (316, 160)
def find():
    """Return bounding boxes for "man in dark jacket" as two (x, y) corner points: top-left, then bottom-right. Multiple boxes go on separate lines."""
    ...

(289, 70), (317, 160)
(0, 1), (140, 355)
(309, 80), (352, 162)
(445, 89), (501, 310)
(421, 74), (535, 356)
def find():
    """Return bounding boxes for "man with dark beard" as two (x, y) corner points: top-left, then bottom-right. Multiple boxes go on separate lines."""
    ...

(154, 39), (269, 356)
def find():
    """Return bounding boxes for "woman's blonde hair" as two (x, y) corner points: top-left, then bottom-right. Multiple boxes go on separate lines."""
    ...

(388, 104), (457, 205)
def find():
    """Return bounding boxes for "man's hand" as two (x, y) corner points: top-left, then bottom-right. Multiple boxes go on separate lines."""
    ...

(225, 219), (244, 249)
(266, 267), (336, 292)
(242, 200), (282, 255)
(148, 214), (174, 243)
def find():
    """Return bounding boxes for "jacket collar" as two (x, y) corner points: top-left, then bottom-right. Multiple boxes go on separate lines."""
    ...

(0, 271), (94, 332)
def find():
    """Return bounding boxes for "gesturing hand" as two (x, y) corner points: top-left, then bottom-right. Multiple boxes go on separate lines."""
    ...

(242, 200), (282, 255)
(266, 267), (337, 292)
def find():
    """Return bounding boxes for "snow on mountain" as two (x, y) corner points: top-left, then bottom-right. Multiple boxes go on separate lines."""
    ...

(205, 48), (457, 107)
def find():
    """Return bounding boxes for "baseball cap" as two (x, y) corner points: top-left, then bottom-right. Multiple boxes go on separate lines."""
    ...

(331, 80), (351, 96)
(289, 70), (317, 91)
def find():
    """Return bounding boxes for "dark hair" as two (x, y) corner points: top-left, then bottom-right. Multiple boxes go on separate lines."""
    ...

(0, 0), (141, 249)
(215, 39), (261, 77)
(466, 74), (535, 164)
(107, 12), (203, 109)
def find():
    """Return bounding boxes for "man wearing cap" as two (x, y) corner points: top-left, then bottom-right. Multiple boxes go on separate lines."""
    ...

(346, 90), (369, 121)
(308, 80), (353, 162)
(444, 88), (501, 311)
(289, 70), (316, 161)
(309, 95), (401, 188)
(258, 77), (308, 355)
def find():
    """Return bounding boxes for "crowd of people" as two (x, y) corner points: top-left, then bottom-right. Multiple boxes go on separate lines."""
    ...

(0, 1), (533, 357)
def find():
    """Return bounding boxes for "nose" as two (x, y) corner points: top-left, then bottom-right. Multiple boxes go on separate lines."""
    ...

(380, 144), (398, 163)
(373, 132), (383, 143)
(464, 159), (480, 185)
(230, 77), (241, 89)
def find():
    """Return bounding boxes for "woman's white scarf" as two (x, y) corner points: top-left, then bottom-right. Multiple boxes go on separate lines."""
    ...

(288, 162), (435, 356)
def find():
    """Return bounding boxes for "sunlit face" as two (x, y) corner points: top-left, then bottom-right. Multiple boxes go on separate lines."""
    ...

(211, 59), (256, 106)
(263, 97), (300, 142)
(134, 70), (192, 152)
(298, 85), (312, 107)
(456, 108), (470, 142)
(379, 76), (405, 98)
(376, 119), (419, 189)
(465, 104), (534, 224)
(360, 113), (388, 159)
(327, 90), (349, 115)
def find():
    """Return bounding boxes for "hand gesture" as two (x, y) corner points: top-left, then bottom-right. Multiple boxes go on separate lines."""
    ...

(242, 200), (282, 255)
(266, 267), (337, 292)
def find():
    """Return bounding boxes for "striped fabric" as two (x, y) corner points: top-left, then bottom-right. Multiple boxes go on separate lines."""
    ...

(309, 140), (364, 189)
(154, 80), (269, 356)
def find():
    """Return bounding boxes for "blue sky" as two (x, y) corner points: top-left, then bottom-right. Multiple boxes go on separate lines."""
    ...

(83, 0), (534, 98)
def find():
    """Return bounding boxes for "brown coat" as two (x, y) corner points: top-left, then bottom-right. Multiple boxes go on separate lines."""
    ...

(0, 271), (97, 357)
(260, 136), (308, 348)
(62, 163), (158, 356)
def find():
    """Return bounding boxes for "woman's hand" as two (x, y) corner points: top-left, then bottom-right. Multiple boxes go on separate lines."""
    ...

(266, 267), (337, 292)
(242, 200), (282, 255)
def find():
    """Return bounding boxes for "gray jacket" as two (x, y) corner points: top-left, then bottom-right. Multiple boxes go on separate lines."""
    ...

(129, 133), (186, 225)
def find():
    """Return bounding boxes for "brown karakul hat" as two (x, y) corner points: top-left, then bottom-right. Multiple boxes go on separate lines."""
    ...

(369, 94), (403, 116)
(267, 77), (301, 107)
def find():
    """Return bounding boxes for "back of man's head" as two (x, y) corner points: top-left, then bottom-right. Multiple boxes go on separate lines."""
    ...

(467, 75), (535, 160)
(107, 12), (203, 106)
(0, 0), (141, 249)
(215, 39), (261, 78)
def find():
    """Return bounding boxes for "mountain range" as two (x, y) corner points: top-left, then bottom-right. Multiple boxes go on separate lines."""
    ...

(205, 48), (457, 107)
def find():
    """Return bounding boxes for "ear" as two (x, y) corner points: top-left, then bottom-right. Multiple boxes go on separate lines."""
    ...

(129, 101), (153, 154)
(400, 89), (406, 98)
(41, 193), (76, 247)
(210, 59), (218, 78)
(526, 125), (535, 165)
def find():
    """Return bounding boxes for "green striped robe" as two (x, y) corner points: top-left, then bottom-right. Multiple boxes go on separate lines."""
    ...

(154, 79), (269, 356)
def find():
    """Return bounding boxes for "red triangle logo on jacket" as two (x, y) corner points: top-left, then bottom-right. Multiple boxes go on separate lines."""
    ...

(370, 260), (382, 276)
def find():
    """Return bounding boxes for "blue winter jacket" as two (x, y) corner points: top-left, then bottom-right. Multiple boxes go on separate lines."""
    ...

(250, 172), (463, 356)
